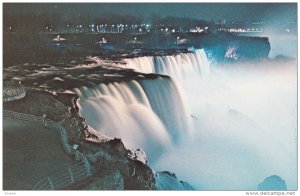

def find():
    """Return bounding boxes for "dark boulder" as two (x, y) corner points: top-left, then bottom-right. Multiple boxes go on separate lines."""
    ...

(258, 175), (287, 190)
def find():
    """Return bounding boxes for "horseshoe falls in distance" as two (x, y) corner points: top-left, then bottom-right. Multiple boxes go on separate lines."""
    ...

(75, 49), (297, 190)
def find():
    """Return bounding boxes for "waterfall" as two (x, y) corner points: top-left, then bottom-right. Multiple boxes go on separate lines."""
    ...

(73, 49), (208, 163)
(122, 49), (210, 79)
(73, 48), (296, 190)
(74, 77), (191, 163)
(139, 78), (192, 142)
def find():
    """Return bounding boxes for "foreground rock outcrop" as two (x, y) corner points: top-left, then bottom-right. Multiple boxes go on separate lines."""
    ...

(258, 175), (287, 191)
(3, 89), (193, 190)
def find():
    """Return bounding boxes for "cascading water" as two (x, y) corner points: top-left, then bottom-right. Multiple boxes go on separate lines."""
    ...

(74, 77), (191, 163)
(75, 48), (296, 190)
(122, 49), (210, 80)
(139, 77), (192, 142)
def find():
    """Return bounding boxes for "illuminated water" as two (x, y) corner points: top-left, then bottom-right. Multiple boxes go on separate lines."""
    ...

(75, 49), (297, 190)
(74, 78), (191, 163)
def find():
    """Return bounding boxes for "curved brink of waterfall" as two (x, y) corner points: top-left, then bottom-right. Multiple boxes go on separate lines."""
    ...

(73, 49), (210, 164)
(122, 49), (210, 79)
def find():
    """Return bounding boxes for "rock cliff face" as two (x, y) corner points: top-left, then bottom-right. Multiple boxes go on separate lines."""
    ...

(3, 89), (193, 190)
(78, 139), (156, 190)
(190, 33), (270, 62)
(155, 171), (194, 190)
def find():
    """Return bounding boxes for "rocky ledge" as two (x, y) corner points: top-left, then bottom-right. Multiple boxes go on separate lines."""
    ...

(3, 89), (193, 190)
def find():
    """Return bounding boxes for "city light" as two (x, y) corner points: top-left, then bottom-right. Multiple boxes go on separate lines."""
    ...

(5, 13), (294, 35)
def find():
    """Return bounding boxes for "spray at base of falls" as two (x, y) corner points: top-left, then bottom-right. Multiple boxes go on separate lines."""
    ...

(154, 60), (296, 190)
(74, 49), (297, 190)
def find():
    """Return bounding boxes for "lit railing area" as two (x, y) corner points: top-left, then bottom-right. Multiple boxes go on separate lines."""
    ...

(3, 110), (92, 190)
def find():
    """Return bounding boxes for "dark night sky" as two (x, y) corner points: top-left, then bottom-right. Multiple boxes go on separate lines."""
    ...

(3, 3), (297, 23)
